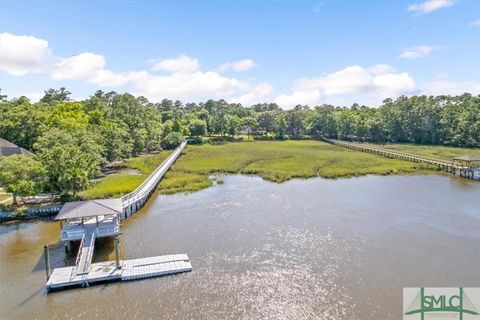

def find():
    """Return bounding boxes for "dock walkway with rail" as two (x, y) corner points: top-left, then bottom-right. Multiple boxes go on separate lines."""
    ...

(46, 141), (190, 292)
(321, 137), (479, 180)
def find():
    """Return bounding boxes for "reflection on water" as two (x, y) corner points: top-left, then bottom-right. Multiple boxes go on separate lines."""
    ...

(0, 175), (479, 319)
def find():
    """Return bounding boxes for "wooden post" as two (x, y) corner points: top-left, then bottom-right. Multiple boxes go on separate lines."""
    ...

(114, 236), (120, 268)
(44, 244), (51, 281)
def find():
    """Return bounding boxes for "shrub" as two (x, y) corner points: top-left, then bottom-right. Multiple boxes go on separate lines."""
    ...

(188, 136), (204, 145)
(289, 135), (311, 140)
(189, 119), (207, 137)
(253, 135), (275, 141)
(208, 136), (243, 144)
(161, 132), (184, 150)
(275, 134), (288, 140)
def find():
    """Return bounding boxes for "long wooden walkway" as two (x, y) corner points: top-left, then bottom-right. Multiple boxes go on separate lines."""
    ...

(121, 141), (187, 218)
(321, 137), (478, 180)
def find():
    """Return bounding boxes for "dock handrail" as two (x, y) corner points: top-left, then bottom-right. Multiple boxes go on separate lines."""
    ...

(83, 232), (96, 272)
(121, 141), (187, 209)
(75, 233), (85, 267)
(76, 231), (96, 275)
(70, 233), (86, 279)
(320, 137), (475, 177)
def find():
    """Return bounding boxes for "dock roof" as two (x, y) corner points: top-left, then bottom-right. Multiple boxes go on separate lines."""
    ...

(0, 138), (33, 157)
(55, 199), (123, 220)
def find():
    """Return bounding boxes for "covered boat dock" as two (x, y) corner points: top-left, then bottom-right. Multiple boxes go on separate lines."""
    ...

(55, 199), (122, 242)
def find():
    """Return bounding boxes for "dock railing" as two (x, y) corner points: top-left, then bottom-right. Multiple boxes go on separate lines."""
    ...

(320, 137), (476, 179)
(121, 141), (187, 210)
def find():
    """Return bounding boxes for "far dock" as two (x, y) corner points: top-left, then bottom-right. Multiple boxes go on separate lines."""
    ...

(321, 137), (480, 180)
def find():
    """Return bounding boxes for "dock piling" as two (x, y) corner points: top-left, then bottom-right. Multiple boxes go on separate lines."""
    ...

(44, 244), (51, 281)
(114, 236), (120, 268)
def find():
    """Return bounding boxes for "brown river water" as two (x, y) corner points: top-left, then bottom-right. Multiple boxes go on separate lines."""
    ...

(0, 175), (479, 319)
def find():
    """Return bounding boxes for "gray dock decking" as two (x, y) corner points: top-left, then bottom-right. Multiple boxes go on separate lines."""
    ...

(46, 254), (192, 291)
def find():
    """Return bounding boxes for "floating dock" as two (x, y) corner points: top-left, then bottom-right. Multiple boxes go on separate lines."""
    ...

(46, 254), (192, 292)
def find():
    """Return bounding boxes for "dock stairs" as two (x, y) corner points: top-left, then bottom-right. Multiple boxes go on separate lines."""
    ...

(75, 228), (96, 275)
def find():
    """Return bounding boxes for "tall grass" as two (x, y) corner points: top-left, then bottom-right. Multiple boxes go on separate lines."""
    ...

(158, 140), (434, 194)
(81, 151), (172, 199)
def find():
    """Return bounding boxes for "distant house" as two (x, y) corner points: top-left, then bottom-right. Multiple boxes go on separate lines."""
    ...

(0, 138), (33, 158)
(252, 130), (266, 136)
(239, 125), (252, 135)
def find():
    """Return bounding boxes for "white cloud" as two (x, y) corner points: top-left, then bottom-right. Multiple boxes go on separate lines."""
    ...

(48, 50), (252, 98)
(229, 83), (273, 106)
(0, 32), (51, 76)
(276, 90), (322, 108)
(408, 0), (456, 14)
(151, 55), (199, 73)
(6, 32), (478, 108)
(276, 64), (415, 107)
(373, 73), (416, 93)
(52, 52), (105, 80)
(470, 19), (480, 27)
(132, 71), (248, 100)
(89, 70), (147, 87)
(399, 45), (435, 59)
(51, 52), (146, 87)
(419, 79), (480, 96)
(23, 92), (44, 102)
(218, 59), (255, 72)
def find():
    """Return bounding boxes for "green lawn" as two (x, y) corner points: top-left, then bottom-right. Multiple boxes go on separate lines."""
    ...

(81, 151), (172, 199)
(365, 143), (480, 162)
(158, 140), (435, 194)
(0, 194), (11, 202)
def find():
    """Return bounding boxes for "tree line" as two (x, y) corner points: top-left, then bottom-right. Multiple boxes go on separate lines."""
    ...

(0, 88), (478, 202)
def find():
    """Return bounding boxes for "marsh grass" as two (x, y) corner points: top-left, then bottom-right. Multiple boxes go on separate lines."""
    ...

(83, 140), (470, 198)
(81, 151), (172, 199)
(158, 140), (436, 194)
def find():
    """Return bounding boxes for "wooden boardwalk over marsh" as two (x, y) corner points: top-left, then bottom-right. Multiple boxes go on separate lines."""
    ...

(321, 137), (479, 180)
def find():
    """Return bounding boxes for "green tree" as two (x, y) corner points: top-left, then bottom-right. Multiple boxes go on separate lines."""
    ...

(0, 155), (45, 205)
(0, 99), (48, 149)
(227, 115), (241, 136)
(257, 112), (276, 133)
(34, 129), (105, 195)
(189, 119), (207, 137)
(285, 106), (307, 135)
(49, 102), (89, 130)
(211, 113), (228, 136)
(241, 117), (258, 140)
(161, 132), (183, 150)
(305, 105), (337, 137)
(40, 87), (71, 104)
(172, 118), (184, 133)
(274, 115), (287, 139)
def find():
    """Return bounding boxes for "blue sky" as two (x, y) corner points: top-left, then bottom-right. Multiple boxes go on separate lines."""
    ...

(0, 0), (479, 107)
